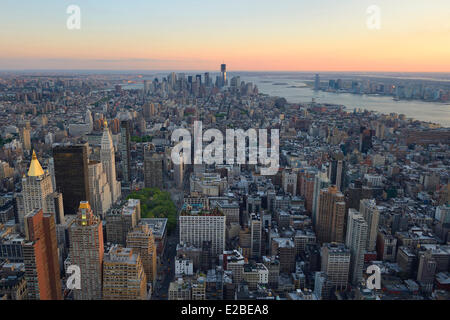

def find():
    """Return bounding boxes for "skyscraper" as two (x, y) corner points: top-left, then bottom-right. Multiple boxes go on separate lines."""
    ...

(314, 74), (320, 91)
(68, 201), (104, 300)
(53, 144), (91, 215)
(102, 246), (147, 300)
(22, 208), (62, 300)
(312, 168), (330, 227)
(101, 120), (121, 204)
(143, 102), (154, 120)
(345, 209), (368, 285)
(143, 144), (164, 189)
(417, 249), (437, 291)
(328, 153), (346, 191)
(143, 80), (150, 95)
(16, 151), (64, 233)
(174, 156), (184, 189)
(204, 72), (211, 87)
(250, 213), (262, 260)
(126, 223), (157, 285)
(220, 64), (227, 88)
(282, 169), (297, 196)
(19, 126), (31, 151)
(105, 199), (140, 246)
(88, 161), (112, 218)
(359, 128), (374, 154)
(359, 199), (380, 252)
(316, 186), (346, 244)
(179, 205), (225, 256)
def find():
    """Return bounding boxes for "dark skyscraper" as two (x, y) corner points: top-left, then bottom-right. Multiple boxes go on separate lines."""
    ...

(220, 64), (227, 87)
(360, 127), (374, 154)
(143, 144), (164, 189)
(204, 72), (211, 87)
(53, 144), (91, 215)
(195, 74), (202, 85)
(328, 153), (346, 192)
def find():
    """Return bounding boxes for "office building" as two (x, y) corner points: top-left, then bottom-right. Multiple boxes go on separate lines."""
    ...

(174, 158), (184, 189)
(345, 209), (368, 285)
(314, 272), (332, 300)
(211, 199), (239, 225)
(68, 201), (104, 300)
(312, 169), (330, 227)
(328, 153), (346, 191)
(321, 243), (350, 291)
(359, 199), (380, 251)
(53, 144), (91, 215)
(179, 204), (225, 256)
(101, 120), (121, 204)
(88, 161), (112, 218)
(143, 144), (164, 189)
(19, 127), (31, 151)
(250, 213), (262, 260)
(102, 246), (147, 300)
(220, 64), (227, 88)
(16, 151), (65, 233)
(316, 186), (346, 244)
(282, 169), (297, 196)
(359, 128), (374, 154)
(314, 74), (320, 91)
(22, 209), (62, 300)
(271, 238), (296, 274)
(105, 199), (139, 246)
(126, 223), (157, 285)
(417, 249), (437, 292)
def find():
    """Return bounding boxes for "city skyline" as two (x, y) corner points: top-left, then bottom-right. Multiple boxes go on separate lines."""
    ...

(1, 0), (450, 72)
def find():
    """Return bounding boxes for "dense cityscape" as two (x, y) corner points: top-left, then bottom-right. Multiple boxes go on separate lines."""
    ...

(1, 2), (449, 315)
(0, 64), (449, 303)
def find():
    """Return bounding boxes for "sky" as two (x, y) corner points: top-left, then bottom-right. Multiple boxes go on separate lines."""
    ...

(0, 0), (449, 72)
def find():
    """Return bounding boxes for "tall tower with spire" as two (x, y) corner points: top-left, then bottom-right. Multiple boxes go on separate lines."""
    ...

(16, 150), (65, 232)
(101, 120), (121, 204)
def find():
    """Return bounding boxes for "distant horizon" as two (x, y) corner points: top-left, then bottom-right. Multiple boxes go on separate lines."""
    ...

(2, 69), (450, 75)
(1, 1), (449, 72)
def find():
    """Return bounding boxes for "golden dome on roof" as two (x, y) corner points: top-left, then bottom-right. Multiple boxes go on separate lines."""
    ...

(79, 201), (91, 210)
(27, 150), (45, 177)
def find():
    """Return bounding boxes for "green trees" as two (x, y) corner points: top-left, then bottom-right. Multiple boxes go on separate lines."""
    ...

(131, 135), (153, 143)
(127, 188), (177, 232)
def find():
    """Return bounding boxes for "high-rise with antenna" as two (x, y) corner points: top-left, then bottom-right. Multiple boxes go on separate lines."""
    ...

(220, 63), (227, 87)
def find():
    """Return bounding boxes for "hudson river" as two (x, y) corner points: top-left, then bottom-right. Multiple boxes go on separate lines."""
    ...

(240, 75), (450, 128)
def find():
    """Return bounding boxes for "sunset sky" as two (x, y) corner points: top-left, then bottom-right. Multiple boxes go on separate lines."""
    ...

(1, 0), (449, 72)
